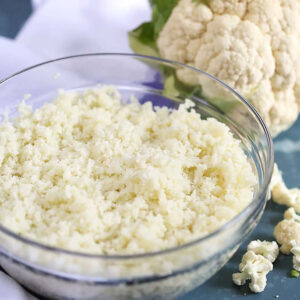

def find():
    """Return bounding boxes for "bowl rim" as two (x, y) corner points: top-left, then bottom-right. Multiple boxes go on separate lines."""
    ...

(0, 53), (274, 260)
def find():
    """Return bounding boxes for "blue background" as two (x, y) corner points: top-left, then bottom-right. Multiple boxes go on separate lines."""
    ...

(0, 1), (299, 299)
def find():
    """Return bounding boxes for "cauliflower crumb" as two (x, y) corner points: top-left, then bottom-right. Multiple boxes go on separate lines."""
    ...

(22, 93), (31, 101)
(232, 240), (278, 294)
(274, 208), (300, 254)
(0, 86), (256, 254)
(53, 72), (61, 79)
(291, 240), (300, 272)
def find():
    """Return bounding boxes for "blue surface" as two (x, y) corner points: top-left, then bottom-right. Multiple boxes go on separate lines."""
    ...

(1, 2), (299, 300)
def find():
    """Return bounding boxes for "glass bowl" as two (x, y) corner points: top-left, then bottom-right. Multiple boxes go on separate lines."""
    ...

(0, 54), (273, 300)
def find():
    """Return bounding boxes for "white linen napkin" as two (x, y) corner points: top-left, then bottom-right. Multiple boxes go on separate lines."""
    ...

(0, 271), (38, 300)
(17, 0), (151, 58)
(0, 0), (151, 80)
(0, 36), (42, 80)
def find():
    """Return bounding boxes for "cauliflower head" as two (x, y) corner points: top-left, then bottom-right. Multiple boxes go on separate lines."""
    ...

(232, 249), (274, 293)
(155, 0), (300, 136)
(274, 208), (300, 254)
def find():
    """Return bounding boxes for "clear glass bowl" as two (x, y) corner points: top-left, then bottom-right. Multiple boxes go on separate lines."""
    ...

(0, 54), (273, 300)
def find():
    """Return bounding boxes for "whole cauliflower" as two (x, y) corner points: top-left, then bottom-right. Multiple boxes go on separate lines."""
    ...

(155, 0), (300, 136)
(233, 240), (278, 293)
(274, 207), (300, 254)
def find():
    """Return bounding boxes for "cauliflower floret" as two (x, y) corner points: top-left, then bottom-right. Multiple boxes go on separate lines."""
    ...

(193, 15), (274, 99)
(233, 240), (278, 293)
(278, 0), (300, 35)
(247, 240), (279, 263)
(267, 163), (282, 200)
(291, 240), (300, 272)
(268, 164), (300, 213)
(274, 208), (300, 254)
(249, 80), (276, 136)
(157, 0), (213, 65)
(157, 0), (300, 136)
(267, 89), (298, 136)
(273, 186), (300, 214)
(244, 0), (283, 34)
(209, 0), (248, 18)
(232, 250), (273, 293)
(250, 86), (298, 136)
(284, 207), (300, 222)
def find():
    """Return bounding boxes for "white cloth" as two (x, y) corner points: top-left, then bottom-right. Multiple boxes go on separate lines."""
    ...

(0, 0), (151, 80)
(18, 0), (151, 58)
(0, 0), (151, 298)
(0, 36), (42, 80)
(0, 271), (37, 300)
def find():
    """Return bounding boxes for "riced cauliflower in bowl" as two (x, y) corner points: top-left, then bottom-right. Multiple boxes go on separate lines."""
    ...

(0, 54), (273, 300)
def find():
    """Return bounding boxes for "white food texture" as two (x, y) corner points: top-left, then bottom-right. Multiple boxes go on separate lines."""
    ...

(0, 86), (255, 254)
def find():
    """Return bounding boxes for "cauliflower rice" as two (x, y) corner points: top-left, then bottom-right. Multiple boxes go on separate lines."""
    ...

(0, 86), (256, 254)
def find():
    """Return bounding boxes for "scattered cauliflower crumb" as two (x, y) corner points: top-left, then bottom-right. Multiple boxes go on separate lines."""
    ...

(269, 164), (300, 213)
(247, 240), (279, 263)
(53, 72), (61, 79)
(0, 86), (256, 254)
(291, 240), (300, 272)
(22, 93), (31, 101)
(274, 208), (300, 254)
